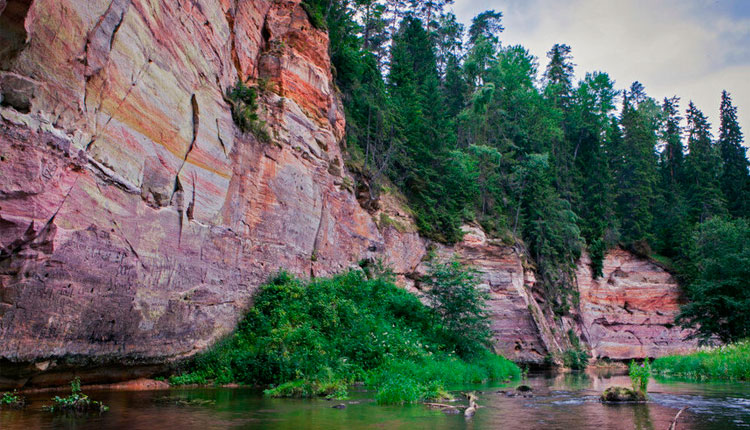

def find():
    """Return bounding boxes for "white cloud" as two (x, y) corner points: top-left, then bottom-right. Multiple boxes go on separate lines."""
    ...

(453, 0), (750, 147)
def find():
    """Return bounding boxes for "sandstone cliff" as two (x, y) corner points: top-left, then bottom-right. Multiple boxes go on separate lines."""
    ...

(0, 0), (695, 388)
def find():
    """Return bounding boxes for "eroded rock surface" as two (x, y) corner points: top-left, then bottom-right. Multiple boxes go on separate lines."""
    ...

(0, 0), (383, 388)
(0, 0), (696, 388)
(576, 249), (698, 360)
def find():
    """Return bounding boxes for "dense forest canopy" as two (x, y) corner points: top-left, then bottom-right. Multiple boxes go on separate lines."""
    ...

(301, 0), (750, 342)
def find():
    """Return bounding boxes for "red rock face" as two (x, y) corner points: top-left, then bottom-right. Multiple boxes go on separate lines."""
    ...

(0, 0), (696, 388)
(0, 0), (379, 388)
(423, 226), (552, 364)
(576, 249), (698, 360)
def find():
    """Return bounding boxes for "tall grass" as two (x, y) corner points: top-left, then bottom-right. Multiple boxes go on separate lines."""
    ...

(652, 340), (750, 381)
(169, 270), (520, 403)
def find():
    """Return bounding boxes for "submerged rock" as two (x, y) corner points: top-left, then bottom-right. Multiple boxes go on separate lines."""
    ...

(600, 386), (647, 402)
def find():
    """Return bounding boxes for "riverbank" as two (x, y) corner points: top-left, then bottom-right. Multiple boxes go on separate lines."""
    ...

(167, 268), (520, 403)
(3, 371), (750, 430)
(652, 341), (750, 381)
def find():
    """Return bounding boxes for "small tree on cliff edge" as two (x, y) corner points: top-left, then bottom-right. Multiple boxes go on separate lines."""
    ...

(423, 257), (492, 358)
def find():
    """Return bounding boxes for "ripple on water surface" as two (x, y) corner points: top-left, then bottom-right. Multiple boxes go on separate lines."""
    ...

(1, 372), (748, 430)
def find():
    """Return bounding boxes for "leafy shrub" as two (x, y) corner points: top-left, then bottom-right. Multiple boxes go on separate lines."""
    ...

(652, 340), (750, 381)
(629, 360), (651, 394)
(423, 257), (491, 358)
(264, 378), (348, 399)
(562, 329), (589, 370)
(226, 80), (270, 142)
(374, 374), (424, 405)
(1, 390), (25, 409)
(46, 378), (108, 413)
(169, 268), (520, 402)
(677, 218), (750, 343)
(300, 0), (327, 30)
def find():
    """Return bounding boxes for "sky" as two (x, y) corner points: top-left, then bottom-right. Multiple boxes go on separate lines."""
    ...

(452, 0), (750, 148)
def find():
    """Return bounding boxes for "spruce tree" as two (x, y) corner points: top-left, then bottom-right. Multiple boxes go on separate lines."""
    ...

(654, 96), (689, 258)
(718, 90), (749, 217)
(615, 82), (659, 249)
(684, 101), (725, 223)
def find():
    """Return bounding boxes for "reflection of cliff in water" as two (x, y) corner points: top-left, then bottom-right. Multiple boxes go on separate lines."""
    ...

(2, 370), (749, 430)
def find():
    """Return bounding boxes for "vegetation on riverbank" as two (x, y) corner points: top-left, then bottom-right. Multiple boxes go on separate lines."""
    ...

(169, 262), (520, 404)
(309, 0), (750, 336)
(1, 390), (25, 409)
(652, 341), (750, 381)
(45, 378), (108, 413)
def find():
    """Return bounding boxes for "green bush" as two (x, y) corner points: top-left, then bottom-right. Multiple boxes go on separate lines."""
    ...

(1, 390), (25, 409)
(423, 257), (492, 358)
(226, 80), (270, 142)
(652, 340), (750, 381)
(300, 0), (327, 30)
(264, 378), (348, 399)
(169, 269), (520, 402)
(46, 378), (108, 413)
(562, 329), (589, 370)
(629, 360), (651, 394)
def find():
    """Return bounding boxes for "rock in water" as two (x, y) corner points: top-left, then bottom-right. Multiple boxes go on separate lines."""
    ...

(600, 386), (647, 402)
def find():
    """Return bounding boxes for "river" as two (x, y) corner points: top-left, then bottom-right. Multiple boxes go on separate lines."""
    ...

(2, 371), (748, 429)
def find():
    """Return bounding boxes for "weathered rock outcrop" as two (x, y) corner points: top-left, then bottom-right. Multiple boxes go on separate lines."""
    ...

(0, 0), (696, 388)
(576, 249), (698, 360)
(0, 0), (399, 387)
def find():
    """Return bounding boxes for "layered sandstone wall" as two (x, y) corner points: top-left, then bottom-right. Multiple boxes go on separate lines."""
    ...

(575, 249), (698, 360)
(0, 0), (403, 387)
(0, 0), (695, 388)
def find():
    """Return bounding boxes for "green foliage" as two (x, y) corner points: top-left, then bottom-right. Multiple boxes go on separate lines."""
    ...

(652, 341), (750, 381)
(519, 153), (583, 313)
(367, 352), (519, 404)
(226, 80), (270, 142)
(677, 217), (750, 342)
(561, 329), (589, 370)
(423, 257), (491, 358)
(628, 360), (651, 394)
(1, 390), (25, 409)
(718, 91), (749, 217)
(46, 378), (108, 413)
(264, 378), (348, 399)
(300, 0), (327, 30)
(169, 269), (520, 401)
(684, 102), (726, 223)
(315, 3), (750, 343)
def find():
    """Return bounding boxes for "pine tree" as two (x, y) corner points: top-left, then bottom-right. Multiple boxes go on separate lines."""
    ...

(570, 72), (618, 275)
(653, 96), (689, 258)
(718, 90), (749, 217)
(544, 44), (575, 107)
(615, 82), (659, 249)
(389, 16), (464, 242)
(660, 96), (684, 184)
(684, 101), (725, 223)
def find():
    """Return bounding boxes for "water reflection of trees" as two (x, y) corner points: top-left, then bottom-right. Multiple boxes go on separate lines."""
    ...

(633, 404), (655, 430)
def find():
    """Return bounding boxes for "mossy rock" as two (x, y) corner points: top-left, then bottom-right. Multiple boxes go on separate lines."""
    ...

(600, 386), (647, 402)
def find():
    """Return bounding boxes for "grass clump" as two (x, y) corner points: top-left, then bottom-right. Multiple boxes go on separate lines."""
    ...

(652, 340), (750, 381)
(169, 263), (520, 403)
(1, 390), (26, 409)
(264, 378), (348, 399)
(46, 378), (108, 413)
(226, 80), (270, 142)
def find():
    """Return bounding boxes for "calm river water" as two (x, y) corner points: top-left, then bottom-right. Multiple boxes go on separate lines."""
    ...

(2, 371), (748, 429)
